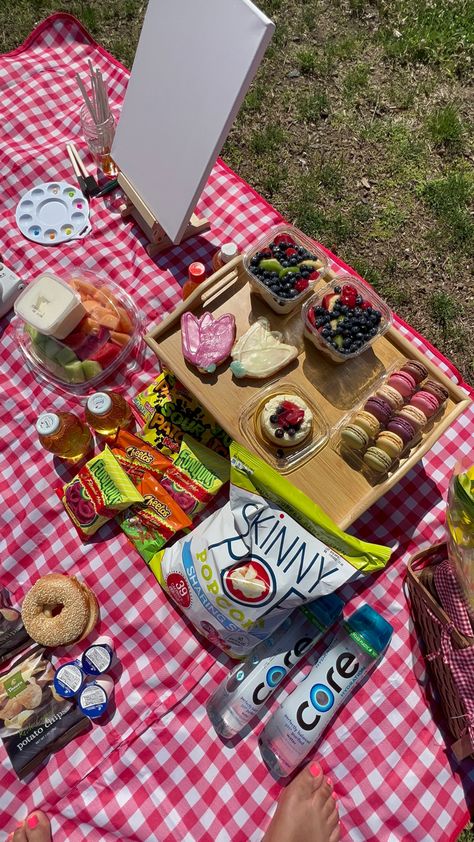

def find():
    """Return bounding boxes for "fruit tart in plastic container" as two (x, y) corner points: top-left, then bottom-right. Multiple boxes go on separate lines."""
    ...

(302, 273), (392, 364)
(243, 224), (329, 315)
(14, 270), (141, 394)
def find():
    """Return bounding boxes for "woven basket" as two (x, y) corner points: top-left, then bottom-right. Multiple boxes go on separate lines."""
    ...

(406, 542), (474, 761)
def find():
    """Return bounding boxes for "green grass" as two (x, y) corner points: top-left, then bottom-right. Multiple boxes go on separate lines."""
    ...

(250, 125), (286, 155)
(426, 105), (465, 149)
(297, 90), (330, 123)
(429, 291), (458, 333)
(422, 168), (474, 250)
(343, 63), (370, 96)
(297, 48), (317, 75)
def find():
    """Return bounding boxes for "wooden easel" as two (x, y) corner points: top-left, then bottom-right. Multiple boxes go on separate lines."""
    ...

(117, 171), (210, 258)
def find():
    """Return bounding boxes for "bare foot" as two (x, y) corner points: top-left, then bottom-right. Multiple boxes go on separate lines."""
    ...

(263, 762), (340, 842)
(10, 812), (52, 842)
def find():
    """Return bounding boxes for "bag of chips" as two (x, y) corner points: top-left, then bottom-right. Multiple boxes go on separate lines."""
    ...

(114, 430), (172, 478)
(136, 370), (232, 457)
(118, 471), (191, 563)
(0, 646), (89, 779)
(0, 589), (32, 666)
(160, 436), (229, 519)
(57, 446), (143, 538)
(152, 442), (392, 657)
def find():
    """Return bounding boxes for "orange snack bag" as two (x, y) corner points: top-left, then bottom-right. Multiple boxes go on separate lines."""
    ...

(118, 472), (191, 563)
(114, 430), (172, 478)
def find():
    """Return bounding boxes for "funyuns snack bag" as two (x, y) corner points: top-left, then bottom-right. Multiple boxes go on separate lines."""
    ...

(160, 436), (230, 519)
(136, 370), (232, 458)
(151, 442), (392, 657)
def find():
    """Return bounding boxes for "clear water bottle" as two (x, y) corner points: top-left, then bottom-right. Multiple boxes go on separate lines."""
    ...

(206, 593), (343, 739)
(259, 604), (393, 777)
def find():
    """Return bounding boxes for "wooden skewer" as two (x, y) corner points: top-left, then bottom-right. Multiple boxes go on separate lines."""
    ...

(66, 143), (82, 178)
(67, 142), (88, 177)
(76, 73), (97, 123)
(202, 269), (239, 304)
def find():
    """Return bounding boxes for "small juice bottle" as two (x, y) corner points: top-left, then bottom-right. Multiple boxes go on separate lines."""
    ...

(85, 391), (133, 437)
(182, 262), (206, 300)
(211, 242), (239, 273)
(36, 412), (92, 463)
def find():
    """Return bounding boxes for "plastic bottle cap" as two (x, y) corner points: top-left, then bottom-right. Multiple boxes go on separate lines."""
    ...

(188, 262), (206, 284)
(346, 604), (393, 654)
(220, 243), (239, 263)
(36, 412), (60, 436)
(87, 392), (112, 415)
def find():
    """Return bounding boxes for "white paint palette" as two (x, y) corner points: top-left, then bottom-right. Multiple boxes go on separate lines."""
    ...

(15, 181), (90, 245)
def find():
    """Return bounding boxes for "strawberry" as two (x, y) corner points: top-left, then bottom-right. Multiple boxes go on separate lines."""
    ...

(294, 278), (309, 292)
(286, 409), (304, 425)
(307, 307), (316, 326)
(281, 400), (298, 411)
(274, 234), (296, 246)
(361, 300), (372, 310)
(342, 284), (357, 297)
(308, 271), (319, 281)
(285, 247), (298, 257)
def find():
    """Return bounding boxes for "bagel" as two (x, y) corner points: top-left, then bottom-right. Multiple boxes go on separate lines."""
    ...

(77, 583), (100, 641)
(21, 574), (89, 647)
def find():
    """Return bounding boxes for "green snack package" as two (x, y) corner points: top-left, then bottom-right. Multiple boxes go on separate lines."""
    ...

(160, 436), (230, 519)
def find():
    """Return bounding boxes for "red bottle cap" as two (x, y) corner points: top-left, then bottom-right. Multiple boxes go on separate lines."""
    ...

(188, 262), (206, 284)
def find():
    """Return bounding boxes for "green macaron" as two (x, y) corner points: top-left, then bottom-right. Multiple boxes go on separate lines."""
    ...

(363, 446), (392, 473)
(341, 424), (369, 451)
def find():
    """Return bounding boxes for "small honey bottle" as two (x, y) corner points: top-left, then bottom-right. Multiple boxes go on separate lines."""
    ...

(85, 391), (133, 438)
(182, 262), (206, 300)
(211, 242), (239, 273)
(36, 411), (92, 463)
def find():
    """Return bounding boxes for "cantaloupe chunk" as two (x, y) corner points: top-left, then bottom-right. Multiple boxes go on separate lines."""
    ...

(82, 298), (101, 314)
(116, 306), (133, 334)
(110, 330), (130, 347)
(90, 307), (121, 330)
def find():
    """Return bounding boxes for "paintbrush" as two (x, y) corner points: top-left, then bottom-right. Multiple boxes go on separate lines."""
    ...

(67, 143), (100, 197)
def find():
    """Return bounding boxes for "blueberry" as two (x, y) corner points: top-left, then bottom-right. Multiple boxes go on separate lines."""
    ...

(322, 328), (331, 337)
(334, 285), (341, 293)
(276, 448), (285, 458)
(370, 327), (378, 336)
(355, 295), (363, 305)
(270, 284), (280, 292)
(275, 428), (284, 438)
(281, 260), (289, 268)
(270, 414), (279, 424)
(276, 406), (284, 415)
(288, 428), (296, 437)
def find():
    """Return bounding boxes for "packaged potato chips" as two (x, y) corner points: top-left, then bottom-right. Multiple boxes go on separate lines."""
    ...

(118, 471), (191, 563)
(151, 442), (392, 657)
(57, 446), (143, 538)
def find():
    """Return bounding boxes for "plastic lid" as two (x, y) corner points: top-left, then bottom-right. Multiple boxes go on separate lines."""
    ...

(188, 262), (206, 284)
(345, 604), (393, 655)
(219, 243), (239, 263)
(82, 640), (113, 676)
(78, 682), (109, 719)
(36, 412), (60, 436)
(53, 661), (85, 698)
(302, 593), (344, 630)
(87, 392), (112, 415)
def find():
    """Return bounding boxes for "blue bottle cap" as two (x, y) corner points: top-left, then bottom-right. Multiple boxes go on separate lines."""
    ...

(345, 604), (393, 656)
(53, 661), (85, 699)
(302, 593), (344, 630)
(78, 682), (109, 719)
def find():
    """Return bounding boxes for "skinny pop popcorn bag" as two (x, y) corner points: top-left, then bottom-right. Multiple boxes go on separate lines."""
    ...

(151, 443), (392, 657)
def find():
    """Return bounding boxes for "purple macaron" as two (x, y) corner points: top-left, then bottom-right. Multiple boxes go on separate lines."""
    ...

(387, 416), (415, 445)
(422, 379), (449, 405)
(364, 396), (392, 426)
(400, 360), (428, 385)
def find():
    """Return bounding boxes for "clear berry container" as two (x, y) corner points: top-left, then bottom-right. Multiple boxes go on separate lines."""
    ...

(14, 270), (141, 394)
(302, 272), (392, 364)
(243, 224), (329, 315)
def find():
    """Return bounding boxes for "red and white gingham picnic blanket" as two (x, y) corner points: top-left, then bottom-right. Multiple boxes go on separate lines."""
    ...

(1, 14), (473, 842)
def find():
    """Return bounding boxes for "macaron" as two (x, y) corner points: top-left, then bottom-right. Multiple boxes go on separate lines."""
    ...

(387, 370), (416, 399)
(364, 396), (392, 426)
(398, 404), (427, 433)
(376, 431), (404, 460)
(352, 410), (380, 439)
(363, 446), (392, 474)
(422, 379), (449, 405)
(400, 360), (428, 384)
(387, 416), (415, 445)
(340, 424), (369, 452)
(410, 390), (439, 418)
(376, 384), (405, 411)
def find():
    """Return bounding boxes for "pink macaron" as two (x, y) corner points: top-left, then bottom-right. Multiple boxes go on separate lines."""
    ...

(410, 390), (439, 418)
(387, 370), (416, 399)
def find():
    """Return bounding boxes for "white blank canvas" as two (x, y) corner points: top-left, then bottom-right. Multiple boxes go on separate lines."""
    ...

(111, 0), (274, 243)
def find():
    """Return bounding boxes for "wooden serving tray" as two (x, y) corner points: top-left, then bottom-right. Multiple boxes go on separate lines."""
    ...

(145, 256), (471, 529)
